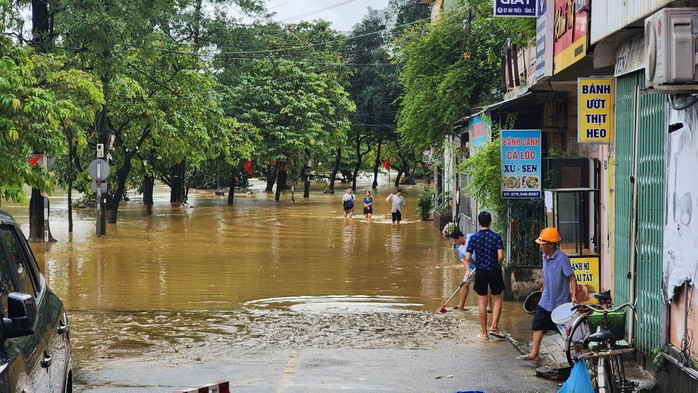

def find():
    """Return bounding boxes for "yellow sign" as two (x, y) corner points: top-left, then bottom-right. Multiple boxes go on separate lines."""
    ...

(578, 78), (615, 143)
(570, 256), (600, 304)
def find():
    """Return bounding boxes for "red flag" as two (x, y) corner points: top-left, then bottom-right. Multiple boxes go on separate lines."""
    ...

(243, 160), (253, 175)
(383, 159), (390, 171)
(28, 154), (43, 166)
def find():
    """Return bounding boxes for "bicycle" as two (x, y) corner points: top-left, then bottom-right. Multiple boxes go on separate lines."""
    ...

(563, 291), (636, 393)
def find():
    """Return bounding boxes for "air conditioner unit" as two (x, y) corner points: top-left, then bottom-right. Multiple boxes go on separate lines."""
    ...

(644, 8), (698, 88)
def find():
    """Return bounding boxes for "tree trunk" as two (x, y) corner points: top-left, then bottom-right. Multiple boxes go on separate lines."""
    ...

(303, 166), (310, 198)
(372, 140), (382, 189)
(28, 189), (43, 242)
(143, 175), (154, 216)
(28, 189), (55, 242)
(351, 138), (363, 192)
(67, 182), (73, 233)
(275, 165), (287, 201)
(67, 133), (75, 234)
(108, 155), (133, 224)
(170, 161), (186, 203)
(328, 148), (341, 193)
(266, 162), (279, 193)
(28, 0), (54, 241)
(31, 0), (52, 52)
(227, 172), (237, 205)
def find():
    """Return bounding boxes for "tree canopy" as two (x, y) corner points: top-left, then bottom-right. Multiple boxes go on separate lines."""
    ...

(395, 0), (534, 151)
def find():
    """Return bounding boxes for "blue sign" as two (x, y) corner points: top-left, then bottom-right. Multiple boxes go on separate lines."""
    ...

(494, 0), (537, 18)
(534, 0), (547, 81)
(469, 116), (489, 154)
(501, 130), (542, 199)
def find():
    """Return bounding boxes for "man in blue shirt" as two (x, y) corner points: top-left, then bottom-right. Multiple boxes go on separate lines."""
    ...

(517, 226), (578, 361)
(465, 211), (505, 340)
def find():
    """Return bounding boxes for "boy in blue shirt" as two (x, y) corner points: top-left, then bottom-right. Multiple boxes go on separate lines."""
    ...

(450, 229), (476, 310)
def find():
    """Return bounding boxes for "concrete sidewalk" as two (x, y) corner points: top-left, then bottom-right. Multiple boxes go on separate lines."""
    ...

(505, 329), (656, 392)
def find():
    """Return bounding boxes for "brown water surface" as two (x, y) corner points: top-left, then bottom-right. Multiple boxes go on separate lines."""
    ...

(5, 180), (503, 366)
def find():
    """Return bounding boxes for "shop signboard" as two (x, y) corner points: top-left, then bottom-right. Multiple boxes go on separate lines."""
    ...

(493, 0), (537, 17)
(469, 116), (489, 154)
(500, 129), (542, 199)
(570, 256), (600, 304)
(578, 77), (615, 143)
(534, 0), (554, 81)
(553, 0), (588, 74)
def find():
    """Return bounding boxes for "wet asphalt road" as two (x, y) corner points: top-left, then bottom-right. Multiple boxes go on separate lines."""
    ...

(75, 314), (558, 393)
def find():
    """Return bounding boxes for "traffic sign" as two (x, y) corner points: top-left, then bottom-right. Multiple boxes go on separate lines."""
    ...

(88, 159), (110, 180)
(90, 180), (108, 193)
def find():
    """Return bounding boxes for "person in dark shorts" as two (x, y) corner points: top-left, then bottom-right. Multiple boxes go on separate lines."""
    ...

(517, 227), (578, 361)
(363, 191), (373, 219)
(386, 188), (406, 225)
(342, 187), (356, 218)
(465, 211), (505, 340)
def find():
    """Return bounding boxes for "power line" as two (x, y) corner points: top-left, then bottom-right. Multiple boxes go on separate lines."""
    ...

(276, 0), (358, 24)
(267, 0), (296, 11)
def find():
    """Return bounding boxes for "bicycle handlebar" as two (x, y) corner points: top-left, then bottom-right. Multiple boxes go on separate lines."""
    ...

(572, 302), (636, 314)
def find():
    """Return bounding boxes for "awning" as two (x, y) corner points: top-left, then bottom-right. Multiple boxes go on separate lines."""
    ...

(486, 90), (532, 112)
(454, 91), (533, 127)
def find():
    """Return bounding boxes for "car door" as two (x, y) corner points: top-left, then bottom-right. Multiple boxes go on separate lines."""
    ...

(0, 224), (51, 392)
(20, 241), (70, 392)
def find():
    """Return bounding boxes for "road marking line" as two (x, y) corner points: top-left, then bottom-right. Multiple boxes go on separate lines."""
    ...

(277, 349), (301, 393)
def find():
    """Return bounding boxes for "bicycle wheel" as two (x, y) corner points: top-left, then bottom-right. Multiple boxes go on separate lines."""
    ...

(565, 313), (591, 366)
(597, 356), (616, 393)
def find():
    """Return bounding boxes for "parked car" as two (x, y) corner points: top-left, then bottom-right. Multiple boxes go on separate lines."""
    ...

(0, 209), (72, 392)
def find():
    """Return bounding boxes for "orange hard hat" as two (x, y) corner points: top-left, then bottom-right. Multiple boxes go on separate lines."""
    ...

(536, 227), (561, 244)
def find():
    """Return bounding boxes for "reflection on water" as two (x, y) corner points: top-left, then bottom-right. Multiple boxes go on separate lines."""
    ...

(3, 180), (474, 364)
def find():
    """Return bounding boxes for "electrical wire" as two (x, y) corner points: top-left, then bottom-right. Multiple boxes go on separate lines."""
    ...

(267, 0), (296, 11)
(276, 0), (358, 24)
(668, 94), (698, 110)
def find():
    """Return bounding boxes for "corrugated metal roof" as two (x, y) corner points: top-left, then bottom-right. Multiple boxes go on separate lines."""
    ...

(590, 0), (674, 44)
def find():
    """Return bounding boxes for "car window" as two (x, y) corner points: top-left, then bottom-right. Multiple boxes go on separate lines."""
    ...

(0, 226), (19, 316)
(0, 226), (37, 297)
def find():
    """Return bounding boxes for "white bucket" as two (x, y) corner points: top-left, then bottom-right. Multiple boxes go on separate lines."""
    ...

(551, 302), (587, 341)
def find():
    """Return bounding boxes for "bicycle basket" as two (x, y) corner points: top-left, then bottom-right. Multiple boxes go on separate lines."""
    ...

(587, 311), (627, 341)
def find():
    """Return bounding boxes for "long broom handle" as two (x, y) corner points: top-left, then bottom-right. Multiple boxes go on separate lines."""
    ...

(440, 281), (465, 309)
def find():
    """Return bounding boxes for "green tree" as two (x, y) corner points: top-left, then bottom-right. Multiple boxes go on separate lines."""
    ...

(0, 11), (102, 206)
(395, 0), (534, 152)
(218, 21), (355, 201)
(345, 0), (429, 191)
(52, 0), (263, 223)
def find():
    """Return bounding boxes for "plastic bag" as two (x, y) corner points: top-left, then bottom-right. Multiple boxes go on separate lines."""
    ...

(557, 360), (594, 393)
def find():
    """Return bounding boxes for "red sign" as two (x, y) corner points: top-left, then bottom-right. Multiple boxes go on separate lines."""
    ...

(553, 0), (588, 74)
(243, 160), (252, 175)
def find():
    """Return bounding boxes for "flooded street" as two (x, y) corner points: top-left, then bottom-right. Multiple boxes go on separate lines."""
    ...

(2, 178), (544, 391)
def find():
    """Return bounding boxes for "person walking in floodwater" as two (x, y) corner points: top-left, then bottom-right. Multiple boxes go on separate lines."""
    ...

(363, 191), (373, 219)
(342, 187), (356, 218)
(386, 188), (406, 225)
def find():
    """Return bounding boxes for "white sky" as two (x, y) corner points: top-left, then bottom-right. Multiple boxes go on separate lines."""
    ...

(266, 0), (392, 32)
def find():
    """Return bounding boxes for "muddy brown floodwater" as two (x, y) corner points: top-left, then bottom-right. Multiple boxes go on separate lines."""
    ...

(2, 178), (534, 373)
